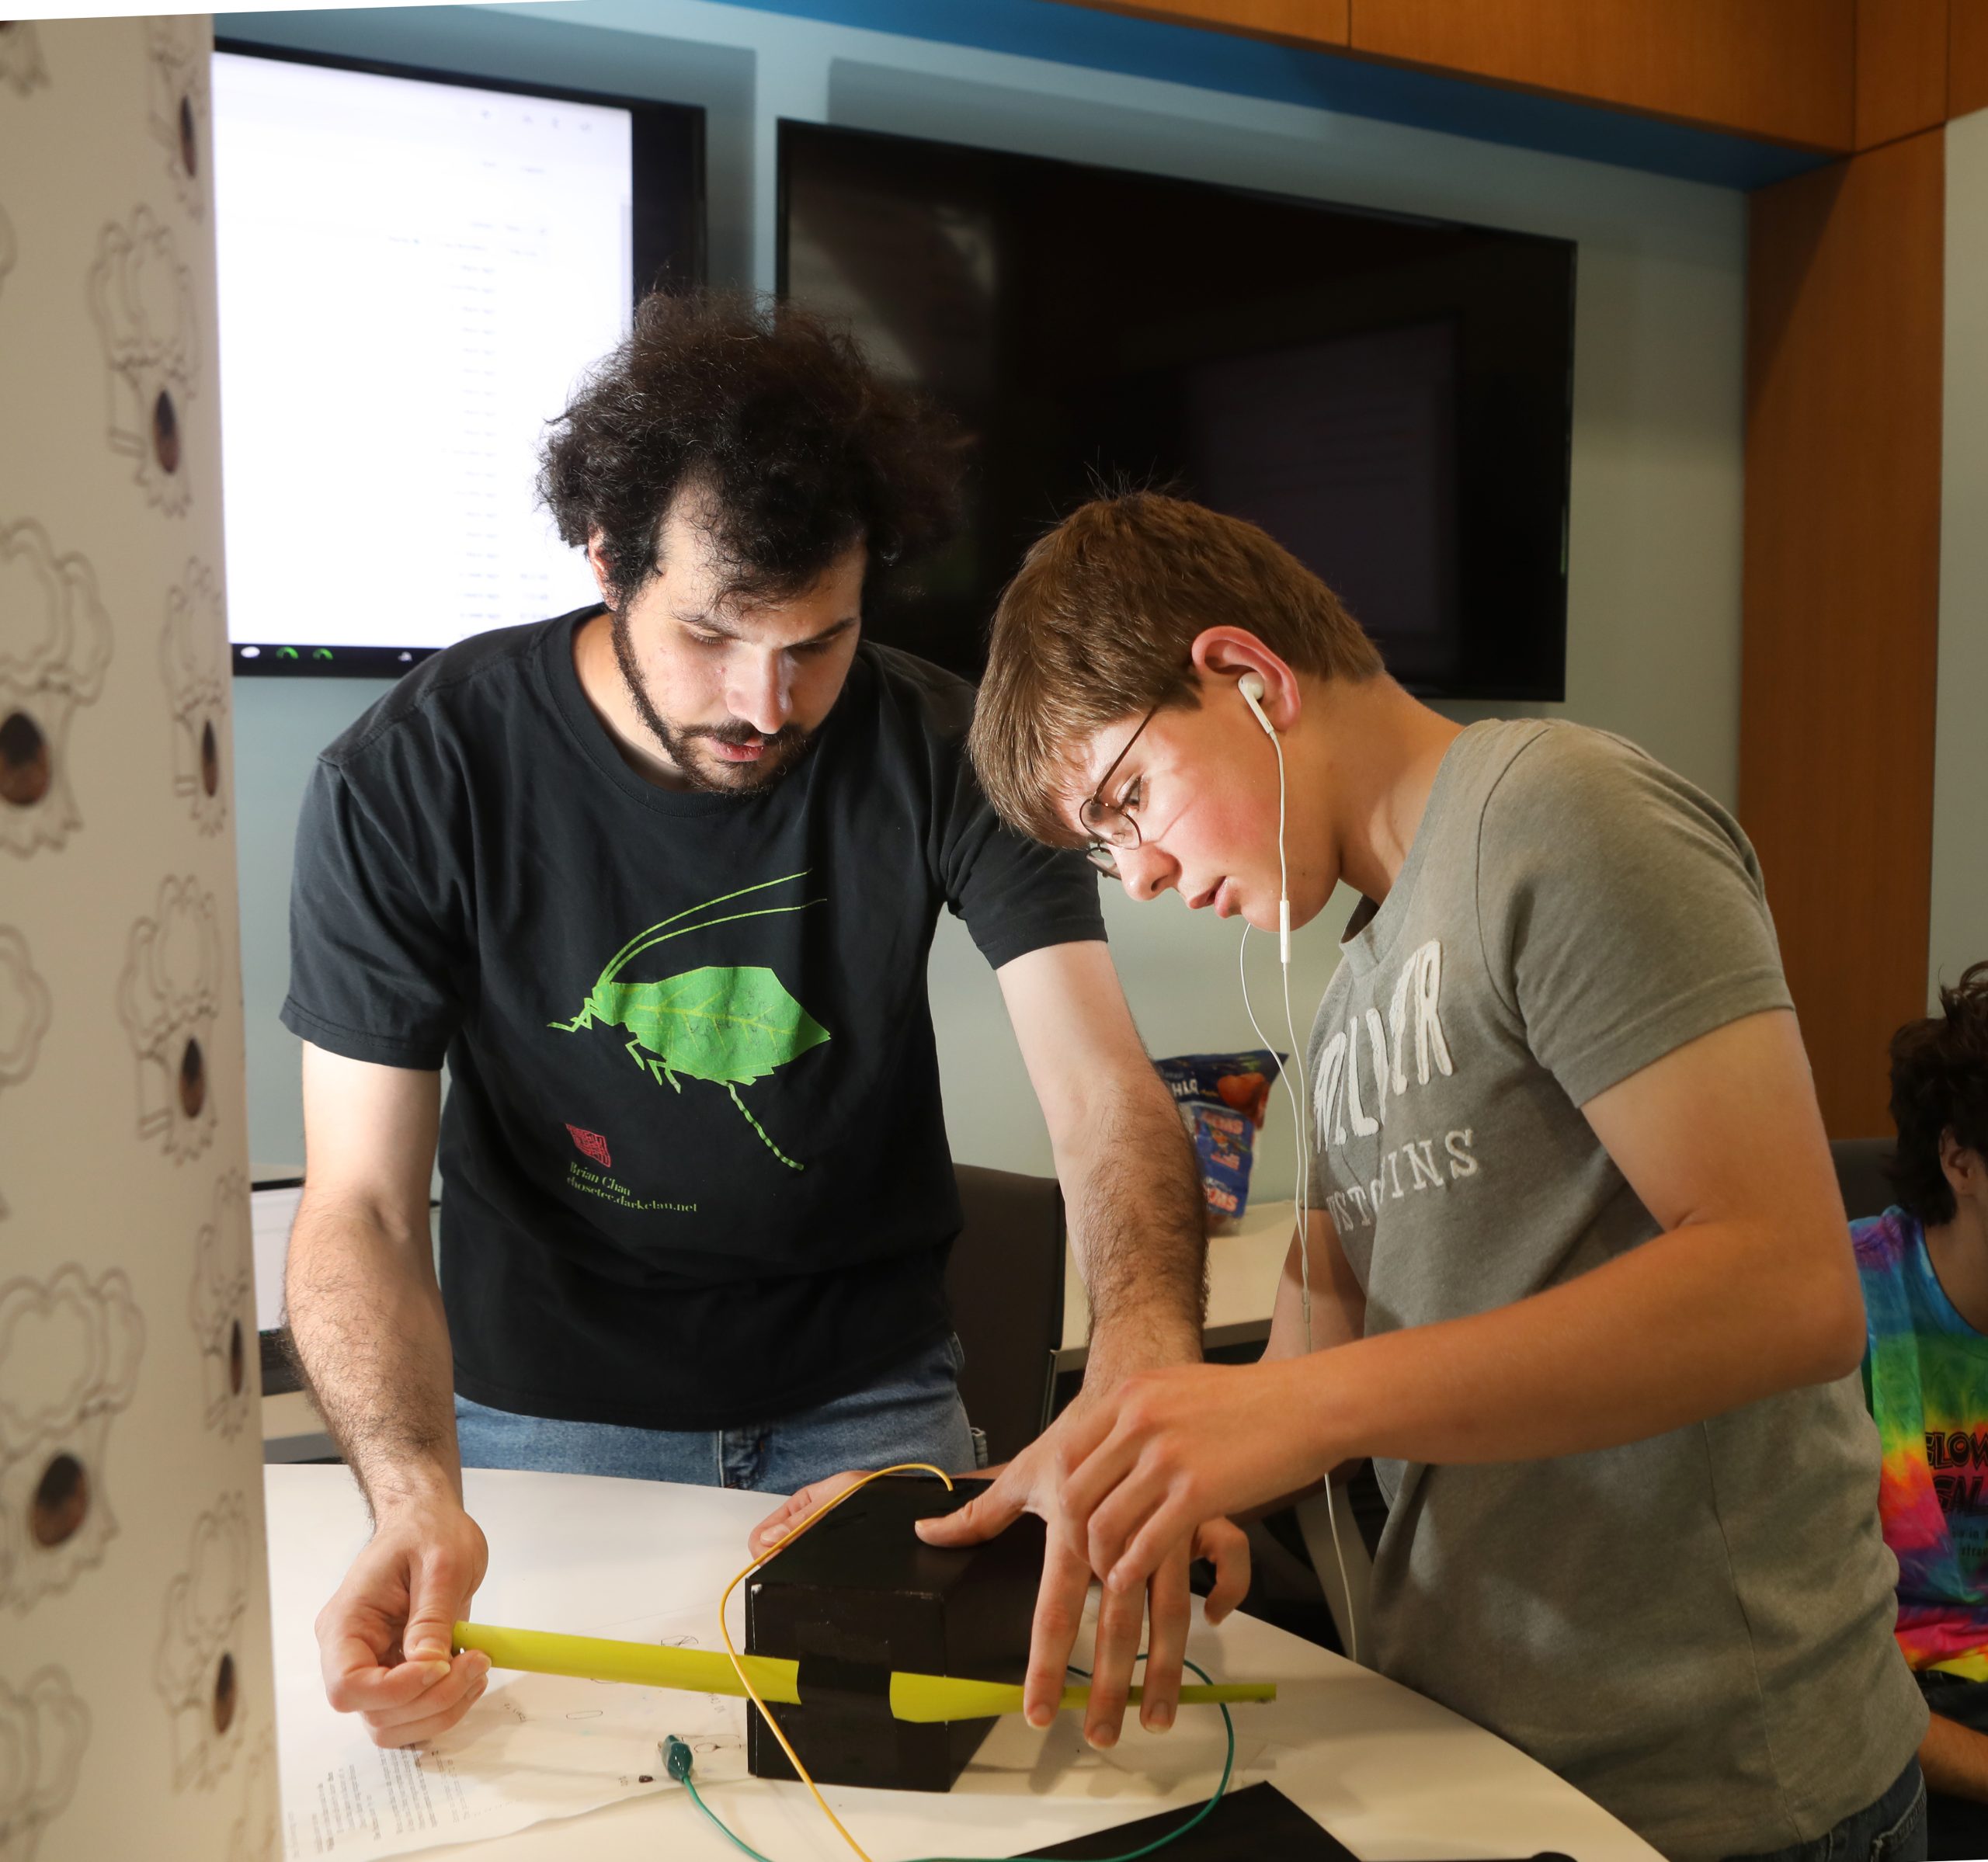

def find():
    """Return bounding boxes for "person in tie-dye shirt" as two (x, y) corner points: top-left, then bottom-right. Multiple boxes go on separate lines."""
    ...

(1856, 960), (1988, 1859)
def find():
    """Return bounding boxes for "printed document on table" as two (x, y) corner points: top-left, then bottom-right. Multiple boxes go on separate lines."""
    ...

(277, 1608), (747, 1859)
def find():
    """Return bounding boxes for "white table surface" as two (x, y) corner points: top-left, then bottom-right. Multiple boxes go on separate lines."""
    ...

(266, 1465), (1659, 1862)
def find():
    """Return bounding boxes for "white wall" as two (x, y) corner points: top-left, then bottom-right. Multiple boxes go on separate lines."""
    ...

(227, 0), (1748, 1197)
(1934, 108), (1988, 1007)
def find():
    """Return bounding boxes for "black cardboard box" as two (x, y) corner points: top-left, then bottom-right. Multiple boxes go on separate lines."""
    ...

(746, 1475), (1045, 1791)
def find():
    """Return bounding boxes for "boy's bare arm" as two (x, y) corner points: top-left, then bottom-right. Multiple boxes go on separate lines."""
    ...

(1263, 1209), (1365, 1363)
(1030, 1008), (1866, 1601)
(1312, 1006), (1861, 1470)
(1259, 1211), (1366, 1493)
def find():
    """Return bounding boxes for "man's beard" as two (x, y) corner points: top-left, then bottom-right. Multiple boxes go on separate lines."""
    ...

(610, 608), (818, 795)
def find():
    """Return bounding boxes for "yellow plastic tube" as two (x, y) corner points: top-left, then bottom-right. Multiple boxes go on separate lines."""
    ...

(454, 1621), (1276, 1723)
(454, 1622), (800, 1703)
(885, 1671), (1277, 1724)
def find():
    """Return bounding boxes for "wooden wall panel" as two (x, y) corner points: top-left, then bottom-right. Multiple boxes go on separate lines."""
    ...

(1953, 0), (1988, 116)
(1856, 0), (1950, 148)
(1080, 0), (1348, 47)
(1344, 0), (1855, 150)
(1741, 130), (1945, 1138)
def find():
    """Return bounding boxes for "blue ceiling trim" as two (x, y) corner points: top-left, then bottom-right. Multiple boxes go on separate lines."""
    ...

(726, 0), (1833, 190)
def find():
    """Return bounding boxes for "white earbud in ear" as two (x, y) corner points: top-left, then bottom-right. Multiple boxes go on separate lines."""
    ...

(1233, 670), (1291, 962)
(1237, 672), (1276, 736)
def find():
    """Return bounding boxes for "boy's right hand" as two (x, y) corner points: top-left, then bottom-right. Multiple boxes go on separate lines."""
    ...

(316, 1499), (492, 1747)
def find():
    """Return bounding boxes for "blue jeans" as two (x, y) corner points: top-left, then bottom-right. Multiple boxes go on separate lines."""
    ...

(454, 1332), (980, 1492)
(1914, 1670), (1988, 1861)
(1725, 1758), (1926, 1862)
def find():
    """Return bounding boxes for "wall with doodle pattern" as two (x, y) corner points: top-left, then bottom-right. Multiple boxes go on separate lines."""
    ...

(0, 16), (277, 1861)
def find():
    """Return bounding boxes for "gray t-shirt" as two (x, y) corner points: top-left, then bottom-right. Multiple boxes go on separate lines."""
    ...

(1305, 720), (1922, 1861)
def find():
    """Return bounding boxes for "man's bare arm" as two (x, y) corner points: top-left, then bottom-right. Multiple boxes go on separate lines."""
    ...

(287, 1044), (457, 1512)
(995, 940), (1205, 1379)
(288, 1042), (491, 1747)
(753, 941), (1238, 1746)
(920, 941), (1221, 1749)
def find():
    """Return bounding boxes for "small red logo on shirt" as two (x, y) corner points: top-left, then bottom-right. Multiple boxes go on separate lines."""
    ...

(565, 1124), (612, 1169)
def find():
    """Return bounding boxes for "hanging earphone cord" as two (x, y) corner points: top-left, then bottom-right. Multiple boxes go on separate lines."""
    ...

(1236, 690), (1358, 1669)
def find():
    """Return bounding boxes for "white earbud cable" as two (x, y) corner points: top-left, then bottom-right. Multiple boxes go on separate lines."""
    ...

(1234, 696), (1357, 1666)
(1237, 929), (1309, 1337)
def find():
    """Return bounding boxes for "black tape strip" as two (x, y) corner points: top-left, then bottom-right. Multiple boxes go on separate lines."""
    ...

(794, 1653), (894, 1718)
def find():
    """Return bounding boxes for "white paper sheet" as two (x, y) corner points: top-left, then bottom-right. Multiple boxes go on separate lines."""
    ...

(250, 1184), (302, 1333)
(277, 1610), (747, 1860)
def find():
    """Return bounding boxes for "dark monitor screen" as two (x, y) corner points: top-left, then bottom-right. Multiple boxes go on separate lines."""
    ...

(779, 120), (1573, 698)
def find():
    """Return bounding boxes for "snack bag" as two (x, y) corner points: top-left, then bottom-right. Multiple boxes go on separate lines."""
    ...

(1155, 1049), (1283, 1235)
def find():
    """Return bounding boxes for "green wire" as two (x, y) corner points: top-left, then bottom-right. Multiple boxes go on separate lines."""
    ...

(669, 1654), (1236, 1862)
(680, 1764), (780, 1862)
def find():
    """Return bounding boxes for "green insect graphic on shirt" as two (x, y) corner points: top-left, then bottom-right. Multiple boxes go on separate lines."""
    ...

(549, 873), (829, 1170)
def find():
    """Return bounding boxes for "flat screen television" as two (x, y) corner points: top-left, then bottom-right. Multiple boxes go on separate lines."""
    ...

(778, 120), (1574, 699)
(213, 44), (704, 677)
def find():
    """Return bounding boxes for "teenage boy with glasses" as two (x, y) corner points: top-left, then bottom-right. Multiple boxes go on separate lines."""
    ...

(909, 492), (1926, 1862)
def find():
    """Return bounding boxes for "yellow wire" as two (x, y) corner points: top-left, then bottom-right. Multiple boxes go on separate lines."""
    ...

(718, 1463), (957, 1862)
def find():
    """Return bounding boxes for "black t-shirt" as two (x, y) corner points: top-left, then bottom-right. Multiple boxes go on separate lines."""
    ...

(282, 610), (1103, 1429)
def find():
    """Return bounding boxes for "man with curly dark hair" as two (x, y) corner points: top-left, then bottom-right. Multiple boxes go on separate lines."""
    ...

(1856, 961), (1988, 1857)
(279, 294), (1236, 1754)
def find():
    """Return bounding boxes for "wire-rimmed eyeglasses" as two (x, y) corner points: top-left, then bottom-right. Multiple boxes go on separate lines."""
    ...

(1079, 700), (1163, 878)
